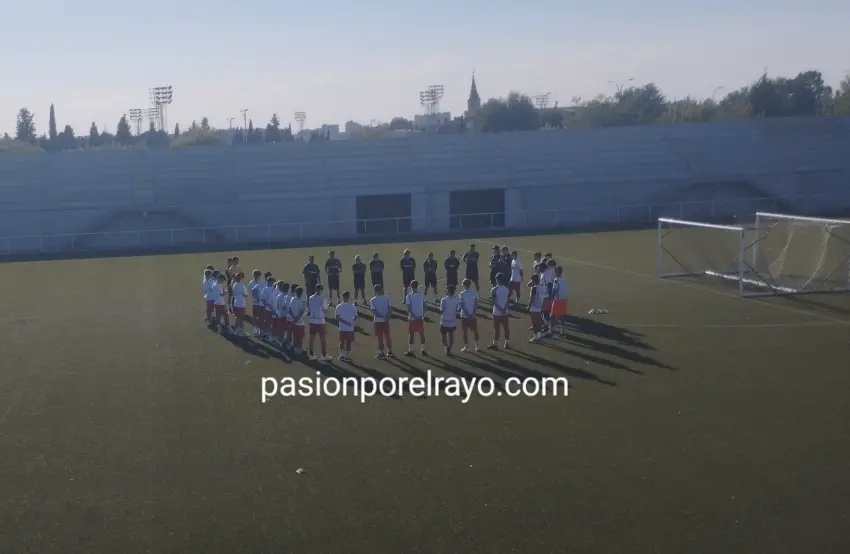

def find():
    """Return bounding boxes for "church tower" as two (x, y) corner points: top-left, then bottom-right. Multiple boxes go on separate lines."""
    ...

(465, 71), (481, 129)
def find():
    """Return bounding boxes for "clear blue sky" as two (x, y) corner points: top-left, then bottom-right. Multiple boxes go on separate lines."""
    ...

(2, 0), (848, 136)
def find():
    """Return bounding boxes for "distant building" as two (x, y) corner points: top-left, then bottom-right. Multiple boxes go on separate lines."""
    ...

(413, 112), (451, 129)
(345, 121), (363, 136)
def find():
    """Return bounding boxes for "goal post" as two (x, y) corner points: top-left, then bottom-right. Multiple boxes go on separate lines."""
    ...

(658, 213), (850, 297)
(657, 218), (746, 295)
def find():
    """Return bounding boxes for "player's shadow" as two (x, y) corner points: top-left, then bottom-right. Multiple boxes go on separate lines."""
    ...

(539, 342), (642, 374)
(566, 316), (653, 350)
(303, 357), (363, 381)
(454, 354), (555, 391)
(495, 348), (617, 387)
(548, 336), (675, 372)
(220, 333), (293, 364)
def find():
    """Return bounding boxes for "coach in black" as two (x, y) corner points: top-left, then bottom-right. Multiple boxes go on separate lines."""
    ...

(488, 244), (502, 286)
(369, 253), (385, 290)
(423, 252), (439, 302)
(303, 255), (321, 297)
(352, 255), (368, 304)
(462, 244), (480, 291)
(400, 249), (416, 298)
(444, 249), (460, 287)
(325, 250), (342, 305)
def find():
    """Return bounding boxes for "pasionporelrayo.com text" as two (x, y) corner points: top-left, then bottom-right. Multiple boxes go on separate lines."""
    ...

(261, 371), (568, 404)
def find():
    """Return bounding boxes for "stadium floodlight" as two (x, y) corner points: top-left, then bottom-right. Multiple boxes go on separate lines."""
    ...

(657, 213), (850, 297)
(149, 85), (174, 132)
(294, 111), (306, 133)
(128, 108), (144, 135)
(608, 78), (634, 95)
(533, 93), (551, 110)
(419, 85), (444, 127)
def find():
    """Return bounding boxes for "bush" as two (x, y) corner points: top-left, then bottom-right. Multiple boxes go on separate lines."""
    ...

(0, 138), (43, 155)
(170, 129), (225, 148)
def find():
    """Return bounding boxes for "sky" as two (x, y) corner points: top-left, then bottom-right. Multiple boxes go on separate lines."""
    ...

(2, 0), (848, 136)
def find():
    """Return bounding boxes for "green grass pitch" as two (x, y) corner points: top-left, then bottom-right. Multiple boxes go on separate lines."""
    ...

(2, 229), (850, 553)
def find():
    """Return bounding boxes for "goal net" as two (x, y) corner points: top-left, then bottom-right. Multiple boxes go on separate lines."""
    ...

(657, 214), (850, 297)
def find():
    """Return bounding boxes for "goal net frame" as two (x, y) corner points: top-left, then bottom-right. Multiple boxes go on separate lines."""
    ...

(657, 214), (850, 298)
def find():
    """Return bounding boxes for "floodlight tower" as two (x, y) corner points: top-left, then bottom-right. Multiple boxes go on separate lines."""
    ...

(144, 108), (160, 131)
(294, 111), (306, 133)
(128, 109), (143, 135)
(419, 85), (445, 127)
(149, 85), (173, 131)
(533, 93), (551, 110)
(226, 117), (235, 129)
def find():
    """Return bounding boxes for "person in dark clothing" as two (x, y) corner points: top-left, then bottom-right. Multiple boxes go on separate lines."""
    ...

(324, 250), (343, 306)
(423, 252), (439, 302)
(498, 246), (512, 277)
(488, 244), (502, 286)
(400, 249), (416, 299)
(444, 249), (460, 288)
(369, 253), (385, 290)
(303, 255), (321, 297)
(462, 244), (480, 291)
(352, 255), (368, 304)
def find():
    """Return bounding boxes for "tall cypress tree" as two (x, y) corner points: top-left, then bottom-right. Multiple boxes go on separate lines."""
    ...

(48, 104), (58, 142)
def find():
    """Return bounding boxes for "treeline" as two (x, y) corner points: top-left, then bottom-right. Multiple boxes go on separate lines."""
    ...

(1, 108), (298, 154)
(3, 69), (849, 153)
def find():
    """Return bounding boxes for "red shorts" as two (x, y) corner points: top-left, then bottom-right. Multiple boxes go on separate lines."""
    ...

(206, 300), (215, 315)
(531, 311), (544, 326)
(462, 317), (478, 331)
(542, 299), (552, 312)
(374, 321), (390, 339)
(509, 281), (522, 293)
(309, 323), (326, 336)
(493, 314), (509, 328)
(252, 305), (262, 319)
(293, 325), (305, 343)
(339, 330), (355, 343)
(408, 319), (424, 333)
(551, 299), (568, 317)
(214, 304), (227, 315)
(233, 306), (246, 317)
(276, 318), (287, 333)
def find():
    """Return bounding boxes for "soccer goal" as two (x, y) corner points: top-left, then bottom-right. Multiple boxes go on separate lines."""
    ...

(657, 213), (850, 297)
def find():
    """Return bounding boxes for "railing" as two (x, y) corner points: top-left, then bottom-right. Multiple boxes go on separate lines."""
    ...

(0, 195), (839, 257)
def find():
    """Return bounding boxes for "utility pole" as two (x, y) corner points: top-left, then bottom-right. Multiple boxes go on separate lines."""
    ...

(240, 109), (249, 144)
(226, 117), (235, 129)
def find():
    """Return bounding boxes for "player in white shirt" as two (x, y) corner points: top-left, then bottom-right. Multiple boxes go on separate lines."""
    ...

(527, 274), (548, 342)
(335, 291), (358, 361)
(550, 266), (568, 336)
(202, 269), (216, 325)
(307, 284), (332, 361)
(439, 285), (460, 356)
(489, 273), (511, 349)
(369, 284), (394, 359)
(261, 277), (277, 341)
(404, 280), (427, 356)
(275, 283), (292, 349)
(270, 282), (285, 347)
(458, 278), (480, 352)
(248, 270), (264, 337)
(509, 251), (524, 303)
(288, 286), (307, 356)
(212, 274), (231, 334)
(231, 272), (249, 336)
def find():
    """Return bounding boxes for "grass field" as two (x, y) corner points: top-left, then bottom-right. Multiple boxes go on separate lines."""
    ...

(2, 229), (850, 553)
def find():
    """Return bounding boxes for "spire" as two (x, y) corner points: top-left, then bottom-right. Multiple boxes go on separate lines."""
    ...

(467, 70), (480, 111)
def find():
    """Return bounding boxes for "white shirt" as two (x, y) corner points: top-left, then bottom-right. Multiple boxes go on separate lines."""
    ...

(276, 292), (290, 317)
(202, 277), (215, 297)
(405, 291), (426, 320)
(308, 294), (326, 324)
(370, 295), (391, 323)
(510, 259), (523, 282)
(212, 283), (227, 306)
(491, 285), (510, 316)
(232, 282), (248, 308)
(440, 296), (459, 327)
(204, 279), (218, 301)
(261, 286), (276, 310)
(335, 302), (358, 332)
(530, 285), (547, 312)
(544, 267), (555, 284)
(289, 297), (306, 325)
(458, 289), (478, 318)
(552, 276), (567, 300)
(249, 280), (263, 306)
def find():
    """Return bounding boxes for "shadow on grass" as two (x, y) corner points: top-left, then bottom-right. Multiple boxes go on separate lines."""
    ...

(566, 315), (653, 350)
(496, 347), (616, 387)
(220, 331), (293, 364)
(556, 333), (676, 372)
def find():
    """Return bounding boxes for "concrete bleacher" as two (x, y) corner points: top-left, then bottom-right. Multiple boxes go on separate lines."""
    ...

(1, 116), (849, 253)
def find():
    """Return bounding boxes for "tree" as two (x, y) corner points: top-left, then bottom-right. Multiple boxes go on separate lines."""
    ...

(48, 103), (58, 143)
(58, 125), (77, 150)
(389, 117), (413, 131)
(834, 75), (850, 115)
(173, 123), (180, 137)
(15, 108), (36, 141)
(201, 117), (210, 131)
(281, 123), (294, 141)
(89, 122), (100, 148)
(2, 132), (9, 140)
(477, 92), (541, 133)
(265, 113), (282, 142)
(115, 114), (133, 146)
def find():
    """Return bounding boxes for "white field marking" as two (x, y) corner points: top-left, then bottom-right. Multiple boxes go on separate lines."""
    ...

(479, 239), (850, 326)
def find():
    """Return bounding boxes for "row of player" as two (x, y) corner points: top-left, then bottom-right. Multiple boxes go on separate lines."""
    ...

(223, 244), (531, 306)
(201, 249), (568, 361)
